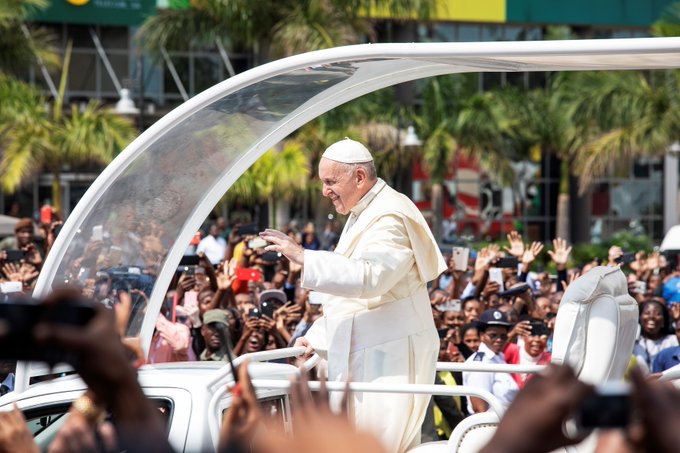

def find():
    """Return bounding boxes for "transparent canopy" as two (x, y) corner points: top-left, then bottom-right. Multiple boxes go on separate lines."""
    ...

(32, 37), (680, 349)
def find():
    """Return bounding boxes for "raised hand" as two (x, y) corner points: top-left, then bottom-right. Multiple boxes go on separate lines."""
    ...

(547, 238), (572, 271)
(259, 229), (304, 266)
(608, 245), (623, 267)
(0, 405), (39, 453)
(480, 364), (593, 453)
(630, 251), (647, 274)
(646, 251), (662, 272)
(2, 262), (21, 282)
(218, 360), (263, 451)
(521, 242), (544, 268)
(504, 231), (525, 258)
(561, 272), (580, 291)
(19, 262), (39, 284)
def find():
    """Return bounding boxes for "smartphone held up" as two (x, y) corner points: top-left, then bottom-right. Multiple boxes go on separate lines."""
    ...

(0, 294), (97, 364)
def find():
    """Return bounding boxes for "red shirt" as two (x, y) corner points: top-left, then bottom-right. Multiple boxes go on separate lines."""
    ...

(504, 343), (551, 388)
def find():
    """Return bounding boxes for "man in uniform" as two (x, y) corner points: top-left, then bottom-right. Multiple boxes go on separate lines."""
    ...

(462, 309), (519, 413)
(260, 138), (446, 452)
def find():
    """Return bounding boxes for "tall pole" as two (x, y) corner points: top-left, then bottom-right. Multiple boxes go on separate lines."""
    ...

(138, 53), (145, 132)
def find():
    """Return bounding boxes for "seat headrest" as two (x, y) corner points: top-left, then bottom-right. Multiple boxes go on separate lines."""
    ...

(560, 266), (629, 304)
(551, 266), (637, 381)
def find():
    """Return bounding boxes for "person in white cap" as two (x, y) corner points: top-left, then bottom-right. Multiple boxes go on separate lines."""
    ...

(260, 138), (446, 452)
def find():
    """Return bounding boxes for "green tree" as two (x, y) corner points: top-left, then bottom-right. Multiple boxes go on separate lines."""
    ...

(559, 70), (680, 191)
(137, 0), (435, 64)
(0, 43), (137, 213)
(653, 2), (680, 37)
(411, 75), (476, 243)
(228, 141), (309, 227)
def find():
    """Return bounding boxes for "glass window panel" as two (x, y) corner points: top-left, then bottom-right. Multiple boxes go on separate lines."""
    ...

(68, 51), (97, 92)
(591, 183), (610, 216)
(610, 181), (654, 218)
(163, 55), (190, 95)
(49, 61), (364, 337)
(100, 26), (129, 49)
(194, 56), (221, 94)
(525, 27), (542, 41)
(66, 25), (95, 48)
(481, 26), (503, 42)
(458, 25), (480, 42)
(102, 54), (129, 93)
(503, 26), (523, 41)
(433, 24), (456, 42)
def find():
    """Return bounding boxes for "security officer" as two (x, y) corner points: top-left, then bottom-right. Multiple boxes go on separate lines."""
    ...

(462, 309), (519, 413)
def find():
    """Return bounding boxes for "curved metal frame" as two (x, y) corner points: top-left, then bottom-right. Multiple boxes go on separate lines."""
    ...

(17, 37), (680, 392)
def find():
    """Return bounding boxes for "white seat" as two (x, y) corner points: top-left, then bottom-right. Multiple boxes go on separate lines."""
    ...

(408, 266), (638, 453)
(551, 266), (638, 384)
(408, 412), (499, 453)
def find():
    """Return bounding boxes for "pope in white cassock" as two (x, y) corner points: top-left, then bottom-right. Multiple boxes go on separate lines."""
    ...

(260, 138), (446, 452)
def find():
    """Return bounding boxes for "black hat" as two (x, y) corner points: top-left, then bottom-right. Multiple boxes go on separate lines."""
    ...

(478, 309), (511, 328)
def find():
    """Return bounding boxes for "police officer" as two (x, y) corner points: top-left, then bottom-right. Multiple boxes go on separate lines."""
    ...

(462, 308), (519, 413)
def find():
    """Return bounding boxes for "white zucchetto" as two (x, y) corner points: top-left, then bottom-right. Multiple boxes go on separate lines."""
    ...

(321, 138), (373, 164)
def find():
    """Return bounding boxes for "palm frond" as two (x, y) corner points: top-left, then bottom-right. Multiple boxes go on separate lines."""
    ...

(653, 2), (680, 37)
(270, 2), (359, 57)
(136, 7), (225, 60)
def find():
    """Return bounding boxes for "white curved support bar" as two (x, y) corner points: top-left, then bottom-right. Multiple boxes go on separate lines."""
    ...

(251, 380), (505, 417)
(207, 346), (307, 389)
(300, 353), (321, 372)
(659, 366), (680, 381)
(19, 37), (680, 393)
(436, 362), (546, 374)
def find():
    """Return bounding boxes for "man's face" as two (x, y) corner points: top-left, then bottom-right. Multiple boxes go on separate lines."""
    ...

(201, 323), (224, 351)
(15, 227), (32, 247)
(318, 158), (365, 215)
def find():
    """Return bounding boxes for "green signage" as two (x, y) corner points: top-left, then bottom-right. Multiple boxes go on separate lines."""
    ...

(506, 0), (675, 28)
(29, 0), (156, 26)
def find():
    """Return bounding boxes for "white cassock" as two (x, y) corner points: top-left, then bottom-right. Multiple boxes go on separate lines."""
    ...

(302, 178), (446, 453)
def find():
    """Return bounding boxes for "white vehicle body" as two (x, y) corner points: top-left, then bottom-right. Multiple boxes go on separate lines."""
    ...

(2, 37), (679, 452)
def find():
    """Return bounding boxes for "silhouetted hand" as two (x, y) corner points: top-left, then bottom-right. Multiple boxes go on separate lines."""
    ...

(0, 405), (38, 453)
(480, 364), (593, 453)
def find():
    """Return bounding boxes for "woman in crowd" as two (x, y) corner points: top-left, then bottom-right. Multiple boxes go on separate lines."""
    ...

(633, 299), (678, 371)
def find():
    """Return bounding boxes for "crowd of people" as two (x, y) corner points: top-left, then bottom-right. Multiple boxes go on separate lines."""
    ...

(7, 205), (680, 451)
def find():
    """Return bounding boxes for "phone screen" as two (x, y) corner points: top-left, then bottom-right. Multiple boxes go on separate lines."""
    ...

(184, 290), (199, 310)
(237, 268), (262, 282)
(452, 247), (469, 271)
(488, 268), (505, 292)
(0, 300), (96, 363)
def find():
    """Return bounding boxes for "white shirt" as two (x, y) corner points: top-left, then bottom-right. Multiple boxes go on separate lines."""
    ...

(196, 235), (227, 265)
(463, 342), (519, 413)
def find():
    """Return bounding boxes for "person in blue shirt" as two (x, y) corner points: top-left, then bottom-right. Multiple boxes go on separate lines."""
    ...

(653, 346), (680, 373)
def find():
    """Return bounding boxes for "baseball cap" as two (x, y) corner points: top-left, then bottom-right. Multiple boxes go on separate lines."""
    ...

(259, 289), (287, 306)
(203, 309), (229, 327)
(478, 309), (511, 328)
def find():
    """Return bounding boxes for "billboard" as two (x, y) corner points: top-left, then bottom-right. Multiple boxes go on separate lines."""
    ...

(29, 0), (156, 26)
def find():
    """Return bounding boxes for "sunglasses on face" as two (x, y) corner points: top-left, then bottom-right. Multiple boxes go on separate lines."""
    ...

(484, 333), (508, 341)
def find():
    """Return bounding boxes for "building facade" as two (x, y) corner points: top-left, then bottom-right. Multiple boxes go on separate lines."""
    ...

(9, 0), (678, 242)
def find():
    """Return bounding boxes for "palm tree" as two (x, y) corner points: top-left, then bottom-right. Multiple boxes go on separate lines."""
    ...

(558, 70), (680, 192)
(228, 140), (309, 227)
(0, 43), (137, 213)
(0, 0), (59, 75)
(412, 75), (470, 243)
(137, 0), (435, 64)
(653, 2), (680, 37)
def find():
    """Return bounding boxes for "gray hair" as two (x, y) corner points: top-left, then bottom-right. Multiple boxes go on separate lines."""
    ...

(343, 161), (377, 180)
